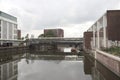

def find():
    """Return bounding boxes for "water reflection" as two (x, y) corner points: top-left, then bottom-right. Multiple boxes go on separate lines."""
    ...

(0, 53), (23, 80)
(84, 55), (120, 80)
(16, 52), (90, 80)
(64, 47), (72, 52)
(18, 59), (91, 80)
(0, 52), (119, 80)
(0, 60), (18, 80)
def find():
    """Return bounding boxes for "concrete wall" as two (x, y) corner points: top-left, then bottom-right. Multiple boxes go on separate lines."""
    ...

(95, 50), (120, 77)
(84, 10), (120, 50)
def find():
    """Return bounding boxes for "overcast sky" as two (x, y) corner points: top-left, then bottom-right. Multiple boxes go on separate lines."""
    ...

(0, 0), (120, 38)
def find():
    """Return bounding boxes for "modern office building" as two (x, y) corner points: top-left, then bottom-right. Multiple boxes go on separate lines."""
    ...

(84, 10), (120, 50)
(0, 11), (19, 45)
(44, 29), (64, 37)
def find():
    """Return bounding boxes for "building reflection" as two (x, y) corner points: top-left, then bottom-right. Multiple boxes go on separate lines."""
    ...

(26, 52), (65, 61)
(84, 55), (120, 80)
(25, 51), (83, 64)
(0, 53), (22, 80)
(0, 60), (18, 80)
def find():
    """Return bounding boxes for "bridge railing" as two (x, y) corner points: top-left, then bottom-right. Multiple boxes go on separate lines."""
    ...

(38, 37), (83, 40)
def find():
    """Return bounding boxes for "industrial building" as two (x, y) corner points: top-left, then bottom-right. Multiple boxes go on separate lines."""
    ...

(84, 10), (120, 50)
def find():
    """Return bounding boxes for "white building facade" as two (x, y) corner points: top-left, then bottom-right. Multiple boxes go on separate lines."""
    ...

(0, 60), (18, 80)
(0, 11), (18, 45)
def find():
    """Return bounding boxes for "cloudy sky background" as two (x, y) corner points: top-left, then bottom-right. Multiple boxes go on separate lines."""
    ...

(0, 0), (120, 38)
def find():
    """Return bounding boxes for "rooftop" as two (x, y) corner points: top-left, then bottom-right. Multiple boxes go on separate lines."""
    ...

(0, 11), (17, 22)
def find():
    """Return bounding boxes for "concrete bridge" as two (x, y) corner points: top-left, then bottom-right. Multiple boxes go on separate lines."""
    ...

(26, 37), (83, 51)
(26, 37), (83, 45)
(29, 51), (82, 56)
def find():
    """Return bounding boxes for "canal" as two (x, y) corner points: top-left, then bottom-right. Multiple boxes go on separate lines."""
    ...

(0, 49), (120, 80)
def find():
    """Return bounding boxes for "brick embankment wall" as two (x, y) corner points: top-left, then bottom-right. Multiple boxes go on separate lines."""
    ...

(0, 46), (29, 54)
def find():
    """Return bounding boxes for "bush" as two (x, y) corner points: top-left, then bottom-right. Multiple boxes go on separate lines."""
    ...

(102, 46), (120, 57)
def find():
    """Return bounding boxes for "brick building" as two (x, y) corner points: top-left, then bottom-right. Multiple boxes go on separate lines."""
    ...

(17, 29), (21, 40)
(44, 29), (64, 37)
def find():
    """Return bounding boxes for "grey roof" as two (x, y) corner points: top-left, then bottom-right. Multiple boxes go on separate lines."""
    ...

(0, 11), (17, 22)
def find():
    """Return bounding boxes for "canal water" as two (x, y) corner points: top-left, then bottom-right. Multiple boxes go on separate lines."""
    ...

(0, 51), (120, 80)
(18, 59), (90, 80)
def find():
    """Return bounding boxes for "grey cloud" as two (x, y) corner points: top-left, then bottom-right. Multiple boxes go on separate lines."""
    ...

(28, 0), (120, 28)
(1, 0), (120, 30)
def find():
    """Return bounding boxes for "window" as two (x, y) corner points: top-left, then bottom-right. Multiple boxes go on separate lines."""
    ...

(0, 20), (1, 32)
(0, 26), (1, 32)
(14, 24), (17, 29)
(0, 33), (1, 39)
(14, 30), (17, 34)
(14, 35), (17, 39)
(0, 20), (1, 25)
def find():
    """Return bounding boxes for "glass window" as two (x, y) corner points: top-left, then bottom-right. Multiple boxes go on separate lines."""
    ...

(14, 30), (17, 34)
(0, 26), (1, 31)
(14, 35), (17, 39)
(2, 20), (7, 39)
(14, 24), (17, 29)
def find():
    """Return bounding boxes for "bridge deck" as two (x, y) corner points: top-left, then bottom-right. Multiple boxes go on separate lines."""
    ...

(29, 51), (82, 56)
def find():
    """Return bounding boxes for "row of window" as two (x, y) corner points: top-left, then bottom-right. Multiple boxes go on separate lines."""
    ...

(87, 15), (107, 32)
(0, 20), (18, 39)
(14, 35), (17, 39)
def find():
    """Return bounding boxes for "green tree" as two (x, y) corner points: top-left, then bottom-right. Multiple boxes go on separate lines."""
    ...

(38, 34), (44, 38)
(21, 37), (24, 40)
